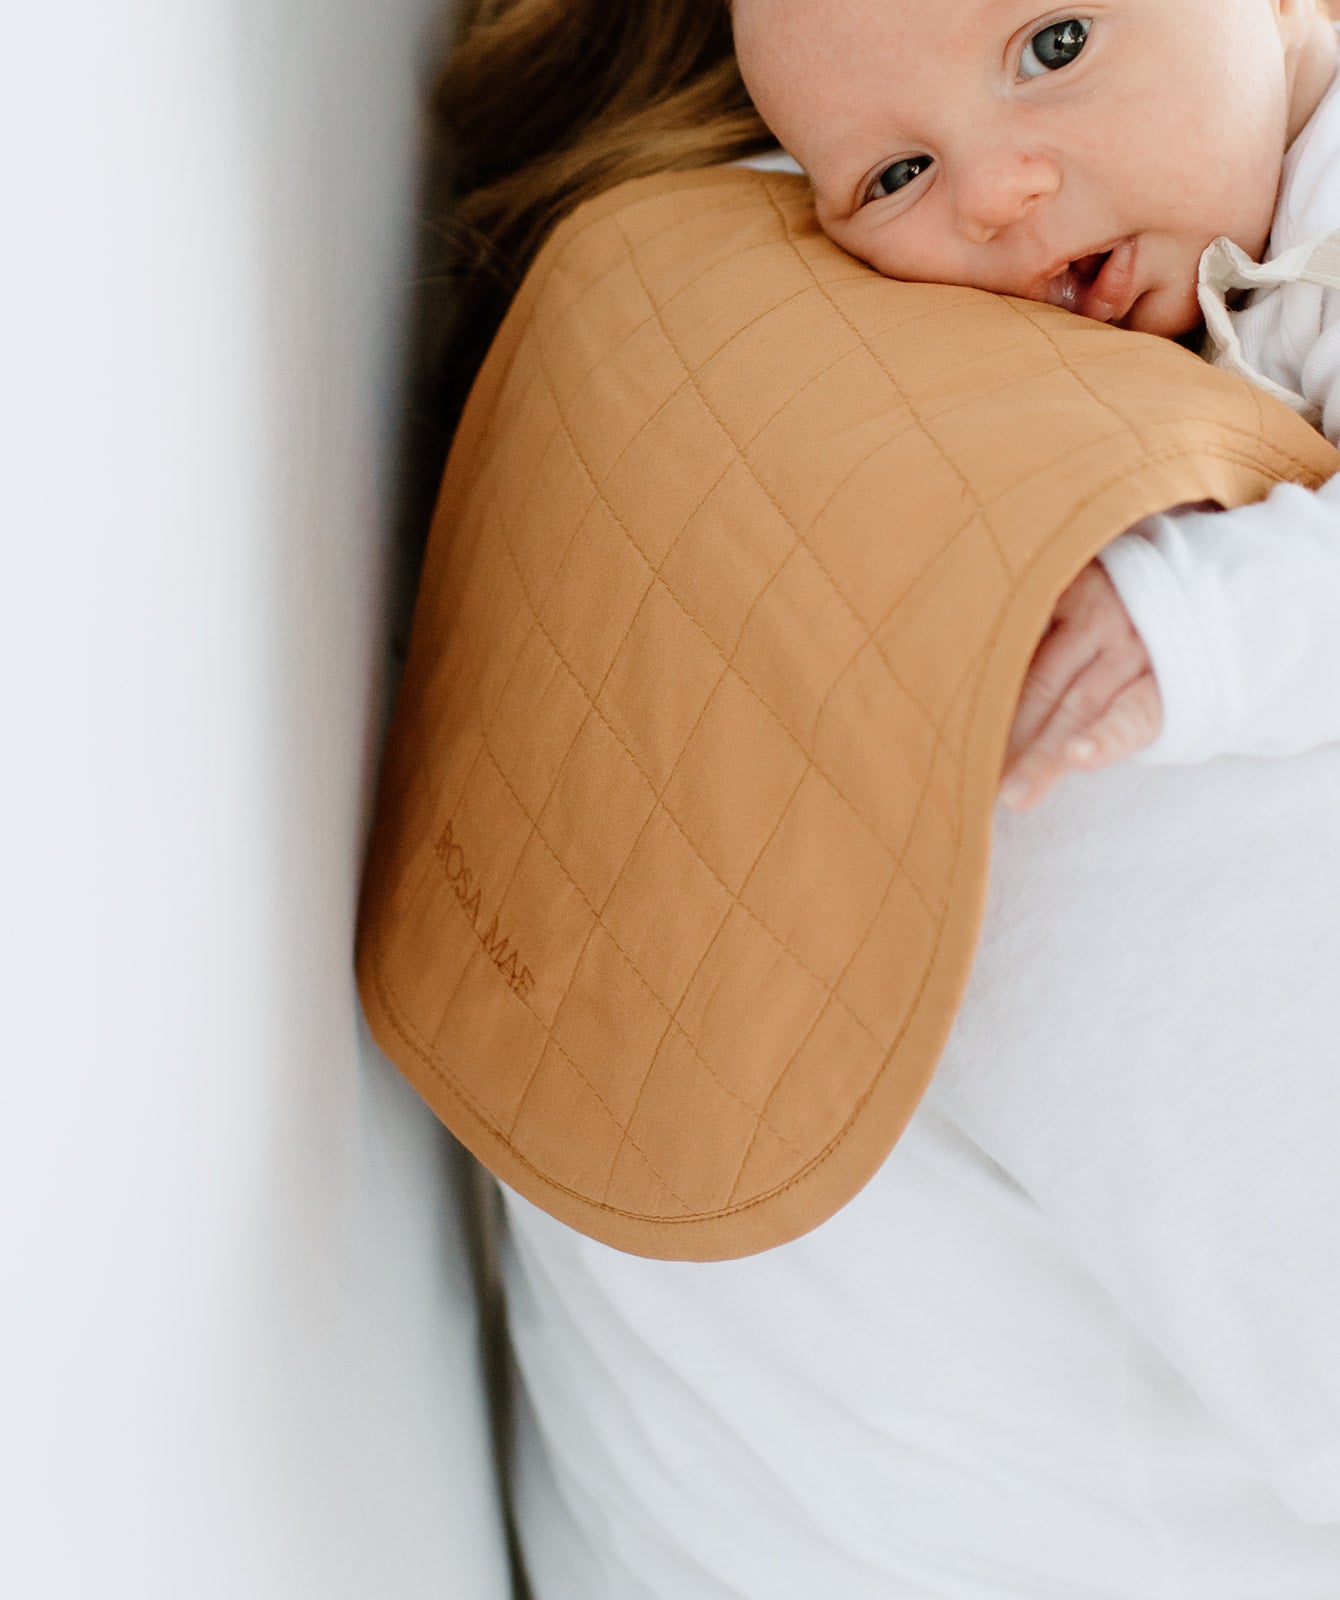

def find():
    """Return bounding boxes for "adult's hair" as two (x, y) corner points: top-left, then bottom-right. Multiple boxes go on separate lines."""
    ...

(418, 0), (771, 450)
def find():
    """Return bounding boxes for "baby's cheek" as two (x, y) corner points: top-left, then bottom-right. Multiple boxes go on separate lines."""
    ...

(823, 225), (894, 278)
(815, 204), (917, 282)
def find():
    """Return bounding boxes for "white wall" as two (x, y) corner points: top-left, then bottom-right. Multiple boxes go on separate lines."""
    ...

(2, 3), (512, 1595)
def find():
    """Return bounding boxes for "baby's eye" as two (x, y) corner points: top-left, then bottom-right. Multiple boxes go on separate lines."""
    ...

(869, 154), (934, 201)
(1018, 17), (1090, 79)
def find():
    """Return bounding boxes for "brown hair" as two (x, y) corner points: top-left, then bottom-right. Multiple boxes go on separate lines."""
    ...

(414, 0), (771, 458)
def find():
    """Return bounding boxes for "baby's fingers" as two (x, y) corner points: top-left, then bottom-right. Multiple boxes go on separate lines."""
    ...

(1061, 671), (1162, 769)
(1001, 667), (1161, 810)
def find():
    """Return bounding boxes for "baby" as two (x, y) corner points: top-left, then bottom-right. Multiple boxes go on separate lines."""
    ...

(732, 0), (1340, 806)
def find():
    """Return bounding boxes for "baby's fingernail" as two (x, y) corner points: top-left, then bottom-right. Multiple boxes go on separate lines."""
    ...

(1000, 776), (1029, 808)
(1067, 735), (1098, 761)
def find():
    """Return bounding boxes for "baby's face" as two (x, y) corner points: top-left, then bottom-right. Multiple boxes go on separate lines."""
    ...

(733, 0), (1337, 336)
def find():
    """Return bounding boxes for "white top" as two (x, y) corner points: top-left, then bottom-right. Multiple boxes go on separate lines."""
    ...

(499, 69), (1340, 1600)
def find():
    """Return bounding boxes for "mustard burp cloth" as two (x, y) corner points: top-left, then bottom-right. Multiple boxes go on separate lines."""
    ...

(357, 168), (1338, 1261)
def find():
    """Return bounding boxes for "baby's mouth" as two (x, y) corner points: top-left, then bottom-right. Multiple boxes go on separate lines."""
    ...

(1047, 251), (1109, 307)
(1041, 238), (1137, 322)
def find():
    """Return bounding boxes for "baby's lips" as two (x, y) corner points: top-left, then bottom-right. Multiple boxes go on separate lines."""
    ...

(1081, 236), (1138, 323)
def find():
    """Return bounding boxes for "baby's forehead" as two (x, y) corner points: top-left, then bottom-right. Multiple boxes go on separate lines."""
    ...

(734, 0), (980, 152)
(734, 0), (1015, 91)
(735, 0), (1015, 40)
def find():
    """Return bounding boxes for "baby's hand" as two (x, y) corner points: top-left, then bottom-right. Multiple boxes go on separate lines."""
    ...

(999, 561), (1161, 811)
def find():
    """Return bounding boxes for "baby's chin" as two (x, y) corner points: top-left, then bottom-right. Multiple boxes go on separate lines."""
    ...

(1118, 279), (1203, 340)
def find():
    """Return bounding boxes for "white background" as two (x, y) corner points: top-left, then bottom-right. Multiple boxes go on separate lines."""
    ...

(2, 2), (512, 1594)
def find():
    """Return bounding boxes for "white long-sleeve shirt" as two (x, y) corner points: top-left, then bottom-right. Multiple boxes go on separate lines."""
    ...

(500, 88), (1340, 1600)
(1102, 56), (1340, 762)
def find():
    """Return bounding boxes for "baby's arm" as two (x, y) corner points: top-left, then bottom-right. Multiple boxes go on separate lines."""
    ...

(1003, 470), (1340, 808)
(1096, 476), (1340, 759)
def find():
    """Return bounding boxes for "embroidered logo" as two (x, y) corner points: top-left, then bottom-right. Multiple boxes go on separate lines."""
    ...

(440, 818), (536, 1002)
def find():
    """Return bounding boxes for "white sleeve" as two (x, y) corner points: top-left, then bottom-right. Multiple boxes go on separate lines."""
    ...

(1097, 475), (1340, 764)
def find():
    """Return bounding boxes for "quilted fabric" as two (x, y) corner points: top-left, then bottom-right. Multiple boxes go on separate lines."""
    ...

(357, 168), (1338, 1260)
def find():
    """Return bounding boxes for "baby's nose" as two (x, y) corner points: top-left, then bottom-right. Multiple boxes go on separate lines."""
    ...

(954, 151), (1061, 244)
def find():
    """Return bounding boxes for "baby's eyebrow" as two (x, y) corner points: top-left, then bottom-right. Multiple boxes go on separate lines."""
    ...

(977, 0), (1041, 22)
